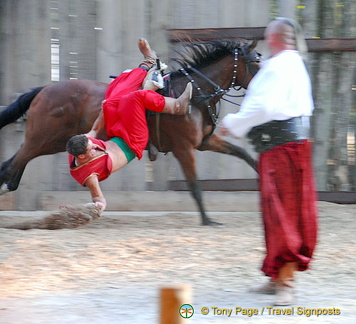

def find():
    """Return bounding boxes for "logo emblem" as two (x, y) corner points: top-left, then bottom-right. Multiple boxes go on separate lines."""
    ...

(179, 304), (194, 318)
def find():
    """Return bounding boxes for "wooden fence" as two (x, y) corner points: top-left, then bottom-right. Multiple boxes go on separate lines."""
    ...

(168, 27), (356, 196)
(0, 0), (355, 209)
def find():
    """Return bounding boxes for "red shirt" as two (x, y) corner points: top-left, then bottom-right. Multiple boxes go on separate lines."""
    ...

(68, 138), (112, 186)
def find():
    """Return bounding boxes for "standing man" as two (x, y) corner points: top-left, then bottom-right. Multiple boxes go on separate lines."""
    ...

(220, 18), (318, 306)
(67, 39), (192, 212)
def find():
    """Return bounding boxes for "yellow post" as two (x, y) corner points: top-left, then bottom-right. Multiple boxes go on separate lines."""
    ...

(160, 284), (192, 324)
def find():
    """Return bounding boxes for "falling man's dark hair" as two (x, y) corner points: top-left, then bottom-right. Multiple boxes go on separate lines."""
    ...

(66, 134), (89, 157)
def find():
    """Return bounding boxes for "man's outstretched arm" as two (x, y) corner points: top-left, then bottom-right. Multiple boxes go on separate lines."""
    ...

(84, 174), (107, 212)
(86, 104), (105, 138)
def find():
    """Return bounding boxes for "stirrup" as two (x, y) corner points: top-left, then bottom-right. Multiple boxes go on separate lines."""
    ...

(143, 59), (167, 91)
(155, 58), (168, 73)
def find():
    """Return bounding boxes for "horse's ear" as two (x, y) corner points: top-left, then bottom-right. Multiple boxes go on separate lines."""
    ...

(246, 40), (258, 53)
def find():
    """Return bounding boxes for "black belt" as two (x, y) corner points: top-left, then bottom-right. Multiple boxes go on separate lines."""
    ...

(247, 117), (310, 153)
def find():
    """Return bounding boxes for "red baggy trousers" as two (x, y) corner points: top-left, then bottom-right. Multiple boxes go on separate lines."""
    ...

(103, 68), (165, 159)
(258, 140), (318, 280)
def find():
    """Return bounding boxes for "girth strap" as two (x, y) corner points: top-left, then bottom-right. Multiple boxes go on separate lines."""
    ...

(178, 67), (219, 127)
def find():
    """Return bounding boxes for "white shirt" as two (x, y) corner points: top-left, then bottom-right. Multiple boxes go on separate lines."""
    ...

(221, 50), (314, 138)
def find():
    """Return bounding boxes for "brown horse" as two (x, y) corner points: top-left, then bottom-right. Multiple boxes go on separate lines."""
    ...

(0, 40), (260, 225)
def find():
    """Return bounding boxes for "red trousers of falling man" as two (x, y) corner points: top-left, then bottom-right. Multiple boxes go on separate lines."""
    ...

(103, 68), (165, 160)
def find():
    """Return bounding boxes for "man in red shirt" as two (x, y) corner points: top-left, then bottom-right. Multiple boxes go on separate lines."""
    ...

(67, 39), (192, 212)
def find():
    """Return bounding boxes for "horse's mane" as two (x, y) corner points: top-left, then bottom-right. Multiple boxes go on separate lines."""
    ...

(171, 39), (249, 71)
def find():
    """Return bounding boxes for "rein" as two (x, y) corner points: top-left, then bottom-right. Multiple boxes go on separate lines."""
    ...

(178, 48), (240, 127)
(152, 44), (260, 151)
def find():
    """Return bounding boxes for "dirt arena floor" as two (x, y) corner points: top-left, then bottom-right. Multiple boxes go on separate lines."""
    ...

(0, 201), (355, 323)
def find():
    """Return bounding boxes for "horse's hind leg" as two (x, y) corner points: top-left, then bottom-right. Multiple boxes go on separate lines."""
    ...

(198, 134), (258, 172)
(147, 140), (158, 161)
(173, 147), (221, 226)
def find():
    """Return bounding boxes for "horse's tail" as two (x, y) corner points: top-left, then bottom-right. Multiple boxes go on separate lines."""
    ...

(0, 86), (44, 129)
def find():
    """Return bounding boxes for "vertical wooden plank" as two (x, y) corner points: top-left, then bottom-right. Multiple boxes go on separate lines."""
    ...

(58, 0), (97, 80)
(354, 105), (356, 190)
(54, 0), (97, 192)
(57, 0), (71, 80)
(245, 0), (271, 26)
(313, 50), (335, 191)
(96, 0), (123, 82)
(0, 0), (51, 99)
(278, 0), (297, 19)
(149, 0), (173, 61)
(16, 0), (51, 88)
(330, 52), (355, 190)
(170, 0), (197, 29)
(96, 0), (148, 75)
(301, 1), (322, 190)
(311, 52), (335, 191)
(219, 0), (246, 27)
(0, 0), (16, 104)
(0, 1), (14, 167)
(75, 0), (97, 80)
(11, 0), (51, 210)
(300, 0), (319, 38)
(121, 0), (147, 68)
(322, 0), (356, 190)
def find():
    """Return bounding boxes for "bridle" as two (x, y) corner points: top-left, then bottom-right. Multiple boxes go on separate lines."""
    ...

(178, 47), (261, 129)
(178, 48), (239, 126)
(153, 45), (261, 151)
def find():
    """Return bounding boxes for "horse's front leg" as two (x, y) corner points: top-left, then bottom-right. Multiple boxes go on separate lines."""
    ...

(172, 147), (222, 226)
(198, 133), (258, 172)
(147, 139), (158, 162)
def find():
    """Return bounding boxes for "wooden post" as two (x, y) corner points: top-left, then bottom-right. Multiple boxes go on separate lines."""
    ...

(160, 285), (192, 324)
(10, 0), (51, 210)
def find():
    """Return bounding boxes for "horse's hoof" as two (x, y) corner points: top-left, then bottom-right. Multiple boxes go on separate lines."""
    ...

(202, 219), (224, 226)
(148, 151), (157, 162)
(0, 184), (9, 195)
(148, 144), (158, 161)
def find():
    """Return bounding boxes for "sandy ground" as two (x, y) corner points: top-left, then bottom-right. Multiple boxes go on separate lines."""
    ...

(0, 201), (355, 324)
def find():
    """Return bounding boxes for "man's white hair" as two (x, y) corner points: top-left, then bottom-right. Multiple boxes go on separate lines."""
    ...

(276, 17), (308, 60)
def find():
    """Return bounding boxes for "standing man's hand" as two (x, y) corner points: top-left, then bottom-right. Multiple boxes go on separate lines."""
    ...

(219, 125), (230, 137)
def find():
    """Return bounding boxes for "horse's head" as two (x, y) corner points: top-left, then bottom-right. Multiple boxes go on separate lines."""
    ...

(171, 39), (261, 103)
(239, 40), (261, 85)
(168, 39), (261, 130)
